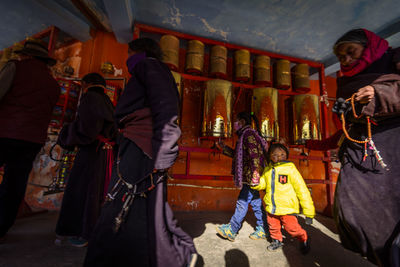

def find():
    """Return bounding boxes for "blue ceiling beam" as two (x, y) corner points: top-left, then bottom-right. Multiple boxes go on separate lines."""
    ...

(71, 0), (113, 32)
(103, 0), (134, 43)
(32, 0), (91, 41)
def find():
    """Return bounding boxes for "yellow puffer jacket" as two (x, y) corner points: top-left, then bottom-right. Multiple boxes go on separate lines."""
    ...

(252, 161), (315, 218)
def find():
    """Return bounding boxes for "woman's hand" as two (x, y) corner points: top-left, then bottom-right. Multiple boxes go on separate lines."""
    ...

(355, 85), (375, 104)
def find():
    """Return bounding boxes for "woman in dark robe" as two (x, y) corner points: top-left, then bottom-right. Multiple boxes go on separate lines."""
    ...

(55, 73), (115, 247)
(84, 38), (197, 267)
(332, 28), (400, 266)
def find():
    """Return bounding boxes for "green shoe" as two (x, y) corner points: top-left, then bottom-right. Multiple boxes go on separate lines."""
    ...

(68, 237), (88, 248)
(216, 224), (237, 241)
(249, 225), (267, 240)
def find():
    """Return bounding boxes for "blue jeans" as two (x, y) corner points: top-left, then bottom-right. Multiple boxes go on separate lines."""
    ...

(229, 184), (265, 233)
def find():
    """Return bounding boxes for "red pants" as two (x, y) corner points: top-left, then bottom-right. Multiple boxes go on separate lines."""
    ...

(267, 213), (307, 242)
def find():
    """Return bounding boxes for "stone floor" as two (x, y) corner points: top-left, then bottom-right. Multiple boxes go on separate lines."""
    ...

(0, 210), (374, 267)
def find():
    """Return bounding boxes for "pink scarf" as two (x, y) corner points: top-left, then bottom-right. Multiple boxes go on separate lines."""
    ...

(341, 29), (389, 77)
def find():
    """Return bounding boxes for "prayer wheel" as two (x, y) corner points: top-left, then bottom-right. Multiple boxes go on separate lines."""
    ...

(11, 43), (23, 59)
(251, 87), (279, 140)
(185, 40), (204, 74)
(159, 35), (179, 71)
(274, 59), (291, 90)
(234, 49), (250, 81)
(292, 63), (310, 93)
(101, 62), (114, 75)
(210, 45), (228, 79)
(202, 79), (232, 138)
(171, 71), (182, 97)
(171, 71), (182, 125)
(0, 48), (12, 70)
(292, 94), (321, 144)
(254, 55), (272, 86)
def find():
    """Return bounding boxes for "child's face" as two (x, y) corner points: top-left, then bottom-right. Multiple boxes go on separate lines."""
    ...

(270, 148), (288, 163)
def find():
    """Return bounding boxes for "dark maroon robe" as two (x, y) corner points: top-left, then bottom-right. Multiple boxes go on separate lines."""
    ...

(56, 87), (115, 240)
(334, 48), (400, 266)
(84, 57), (196, 267)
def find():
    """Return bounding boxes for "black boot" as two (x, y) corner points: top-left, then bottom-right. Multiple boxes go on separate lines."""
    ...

(267, 239), (283, 252)
(300, 238), (311, 254)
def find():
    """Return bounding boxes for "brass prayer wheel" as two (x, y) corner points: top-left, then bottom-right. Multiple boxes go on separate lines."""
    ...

(292, 63), (310, 93)
(159, 35), (179, 71)
(251, 87), (279, 140)
(171, 71), (182, 124)
(210, 45), (228, 79)
(11, 43), (23, 59)
(101, 62), (114, 75)
(202, 79), (232, 138)
(274, 59), (291, 90)
(171, 71), (182, 97)
(234, 49), (250, 81)
(292, 94), (321, 144)
(12, 42), (23, 53)
(185, 40), (204, 74)
(0, 48), (12, 70)
(254, 55), (272, 86)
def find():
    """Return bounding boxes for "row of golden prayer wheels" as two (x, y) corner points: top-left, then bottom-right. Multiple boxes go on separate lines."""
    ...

(171, 74), (321, 144)
(160, 35), (311, 93)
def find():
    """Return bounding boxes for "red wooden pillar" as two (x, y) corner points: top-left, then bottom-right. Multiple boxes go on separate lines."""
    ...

(319, 66), (335, 215)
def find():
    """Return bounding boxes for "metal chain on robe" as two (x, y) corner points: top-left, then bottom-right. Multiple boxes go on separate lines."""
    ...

(341, 93), (389, 170)
(105, 149), (161, 233)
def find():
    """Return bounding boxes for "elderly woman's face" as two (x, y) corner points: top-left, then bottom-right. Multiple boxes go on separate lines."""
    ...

(336, 42), (364, 66)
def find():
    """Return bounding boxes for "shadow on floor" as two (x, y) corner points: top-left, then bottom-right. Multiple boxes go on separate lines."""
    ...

(224, 249), (250, 267)
(281, 216), (373, 267)
(313, 214), (339, 235)
(175, 211), (374, 267)
(174, 210), (261, 267)
(0, 212), (86, 267)
(174, 210), (262, 239)
(1, 209), (375, 267)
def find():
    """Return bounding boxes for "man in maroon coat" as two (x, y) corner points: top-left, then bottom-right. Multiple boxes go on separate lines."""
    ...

(0, 40), (60, 240)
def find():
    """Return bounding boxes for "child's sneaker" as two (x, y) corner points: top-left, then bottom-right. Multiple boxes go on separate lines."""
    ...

(249, 225), (267, 240)
(68, 237), (88, 248)
(299, 238), (311, 254)
(216, 224), (237, 241)
(267, 239), (283, 252)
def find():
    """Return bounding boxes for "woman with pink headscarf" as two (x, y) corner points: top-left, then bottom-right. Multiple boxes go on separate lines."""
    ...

(332, 28), (400, 266)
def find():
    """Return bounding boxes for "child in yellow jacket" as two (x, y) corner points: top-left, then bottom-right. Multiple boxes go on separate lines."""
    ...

(252, 143), (315, 254)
